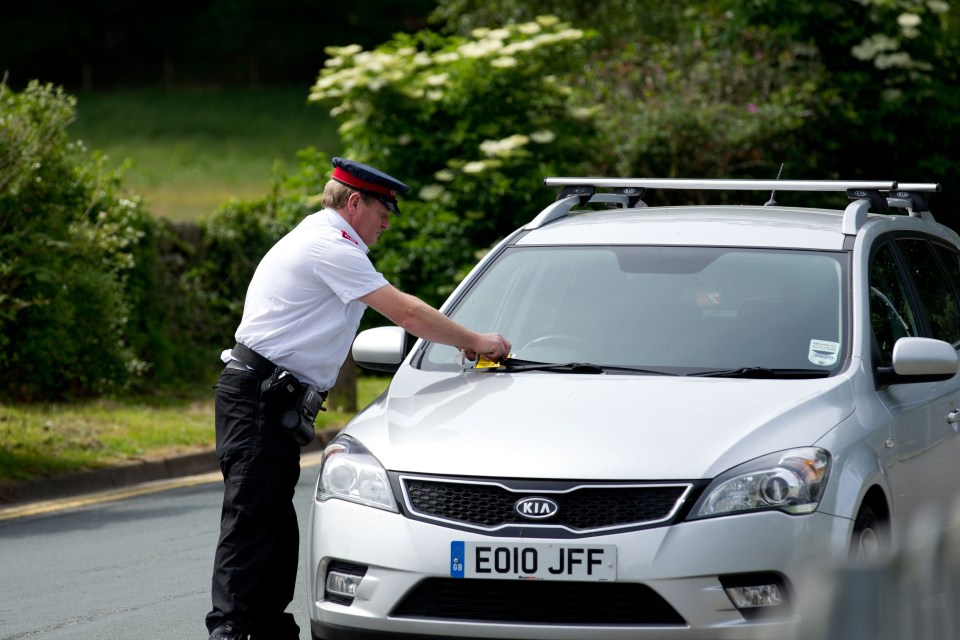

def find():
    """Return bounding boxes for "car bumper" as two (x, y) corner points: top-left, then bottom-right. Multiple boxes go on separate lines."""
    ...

(306, 497), (853, 640)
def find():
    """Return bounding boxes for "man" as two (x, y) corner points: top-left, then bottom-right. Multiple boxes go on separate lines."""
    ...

(206, 157), (511, 640)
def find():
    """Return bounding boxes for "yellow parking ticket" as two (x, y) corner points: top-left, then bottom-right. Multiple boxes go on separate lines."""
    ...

(476, 354), (513, 369)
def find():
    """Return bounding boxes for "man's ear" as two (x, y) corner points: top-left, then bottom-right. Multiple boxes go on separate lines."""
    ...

(345, 191), (361, 217)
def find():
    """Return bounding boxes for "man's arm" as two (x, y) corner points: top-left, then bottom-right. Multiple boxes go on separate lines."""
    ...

(359, 284), (511, 361)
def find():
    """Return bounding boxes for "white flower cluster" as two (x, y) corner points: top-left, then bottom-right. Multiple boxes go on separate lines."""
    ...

(69, 204), (147, 271)
(310, 15), (585, 110)
(310, 16), (585, 205)
(851, 29), (933, 72)
(415, 129), (558, 201)
(460, 18), (583, 68)
(850, 0), (947, 75)
(479, 134), (529, 158)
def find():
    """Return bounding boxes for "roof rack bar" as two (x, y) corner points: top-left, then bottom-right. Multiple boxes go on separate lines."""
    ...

(544, 178), (899, 192)
(526, 192), (635, 230)
(526, 194), (582, 229)
(895, 183), (940, 192)
(546, 177), (903, 191)
(537, 177), (941, 234)
(842, 200), (873, 236)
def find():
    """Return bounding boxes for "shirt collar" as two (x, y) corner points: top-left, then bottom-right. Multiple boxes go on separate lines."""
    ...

(323, 207), (370, 254)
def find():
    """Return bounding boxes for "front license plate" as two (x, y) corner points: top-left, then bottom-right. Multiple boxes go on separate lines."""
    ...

(450, 541), (617, 581)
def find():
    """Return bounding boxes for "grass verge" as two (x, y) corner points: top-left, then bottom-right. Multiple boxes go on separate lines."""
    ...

(67, 86), (340, 221)
(0, 376), (390, 486)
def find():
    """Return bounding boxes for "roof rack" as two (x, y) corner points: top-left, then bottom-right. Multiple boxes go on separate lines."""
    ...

(531, 178), (941, 235)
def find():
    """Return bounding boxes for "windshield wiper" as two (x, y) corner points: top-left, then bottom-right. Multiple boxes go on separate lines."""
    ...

(688, 367), (831, 379)
(488, 359), (676, 375)
(490, 359), (603, 373)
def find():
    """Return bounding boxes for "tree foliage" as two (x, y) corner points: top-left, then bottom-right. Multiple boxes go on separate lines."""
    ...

(584, 6), (825, 202)
(739, 0), (960, 211)
(309, 17), (598, 305)
(432, 1), (823, 203)
(0, 81), (173, 400)
(430, 0), (960, 213)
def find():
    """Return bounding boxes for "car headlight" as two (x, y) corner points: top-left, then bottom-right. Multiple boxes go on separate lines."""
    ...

(316, 435), (398, 512)
(689, 447), (831, 519)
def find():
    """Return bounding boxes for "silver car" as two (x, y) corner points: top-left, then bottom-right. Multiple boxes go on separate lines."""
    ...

(306, 178), (960, 639)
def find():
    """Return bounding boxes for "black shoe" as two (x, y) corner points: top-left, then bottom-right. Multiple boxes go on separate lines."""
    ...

(208, 622), (254, 640)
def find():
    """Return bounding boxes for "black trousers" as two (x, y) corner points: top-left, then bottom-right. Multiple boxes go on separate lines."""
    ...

(206, 364), (302, 639)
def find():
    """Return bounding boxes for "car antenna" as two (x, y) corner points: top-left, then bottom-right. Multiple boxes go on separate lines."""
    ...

(764, 164), (785, 206)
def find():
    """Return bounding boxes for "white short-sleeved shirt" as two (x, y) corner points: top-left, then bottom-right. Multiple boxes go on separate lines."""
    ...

(224, 208), (389, 389)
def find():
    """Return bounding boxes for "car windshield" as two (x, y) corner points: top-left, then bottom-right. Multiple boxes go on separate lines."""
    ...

(419, 246), (848, 376)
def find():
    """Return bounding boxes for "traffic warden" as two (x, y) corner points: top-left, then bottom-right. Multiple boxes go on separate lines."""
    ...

(206, 157), (512, 640)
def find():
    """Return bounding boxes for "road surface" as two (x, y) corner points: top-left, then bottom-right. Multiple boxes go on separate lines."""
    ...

(0, 454), (323, 640)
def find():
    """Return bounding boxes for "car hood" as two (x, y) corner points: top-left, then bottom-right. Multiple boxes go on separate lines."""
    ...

(342, 368), (855, 480)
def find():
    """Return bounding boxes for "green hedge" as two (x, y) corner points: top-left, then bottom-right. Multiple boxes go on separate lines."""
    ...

(309, 17), (598, 306)
(1, 82), (154, 399)
(0, 80), (336, 402)
(0, 82), (233, 400)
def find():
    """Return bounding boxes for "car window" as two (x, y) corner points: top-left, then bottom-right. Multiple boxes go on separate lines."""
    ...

(421, 246), (847, 374)
(869, 242), (919, 367)
(903, 240), (960, 346)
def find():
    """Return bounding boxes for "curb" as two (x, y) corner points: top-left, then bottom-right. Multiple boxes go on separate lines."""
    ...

(0, 427), (340, 507)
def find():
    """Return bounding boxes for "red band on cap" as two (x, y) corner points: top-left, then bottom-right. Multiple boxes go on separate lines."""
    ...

(332, 166), (397, 199)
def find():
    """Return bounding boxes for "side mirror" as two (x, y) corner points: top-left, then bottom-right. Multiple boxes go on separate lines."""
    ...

(352, 326), (409, 372)
(877, 337), (959, 385)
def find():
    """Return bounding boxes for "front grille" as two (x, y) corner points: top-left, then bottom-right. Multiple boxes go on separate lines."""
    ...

(401, 477), (691, 533)
(392, 577), (685, 625)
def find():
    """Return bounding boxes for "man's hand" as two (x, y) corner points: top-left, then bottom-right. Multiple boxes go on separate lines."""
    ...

(462, 333), (512, 363)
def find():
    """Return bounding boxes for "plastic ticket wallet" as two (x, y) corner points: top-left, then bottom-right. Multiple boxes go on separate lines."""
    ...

(476, 354), (514, 369)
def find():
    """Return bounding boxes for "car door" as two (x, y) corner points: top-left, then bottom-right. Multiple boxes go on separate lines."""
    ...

(871, 236), (960, 532)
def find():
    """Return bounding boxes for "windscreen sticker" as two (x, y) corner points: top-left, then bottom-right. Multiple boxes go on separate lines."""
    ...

(808, 340), (840, 366)
(696, 291), (722, 306)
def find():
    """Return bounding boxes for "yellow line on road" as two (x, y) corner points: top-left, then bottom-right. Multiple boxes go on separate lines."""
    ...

(0, 451), (324, 522)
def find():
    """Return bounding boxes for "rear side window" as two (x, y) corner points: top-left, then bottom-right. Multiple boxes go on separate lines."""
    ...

(898, 239), (960, 346)
(869, 243), (918, 367)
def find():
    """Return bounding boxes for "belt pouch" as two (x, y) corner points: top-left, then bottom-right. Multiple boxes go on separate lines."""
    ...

(279, 386), (326, 446)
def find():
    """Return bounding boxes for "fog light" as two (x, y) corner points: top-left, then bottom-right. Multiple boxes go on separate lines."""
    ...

(725, 584), (784, 609)
(326, 571), (363, 599)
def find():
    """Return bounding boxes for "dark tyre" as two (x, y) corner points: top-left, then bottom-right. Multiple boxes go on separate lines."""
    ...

(850, 504), (887, 562)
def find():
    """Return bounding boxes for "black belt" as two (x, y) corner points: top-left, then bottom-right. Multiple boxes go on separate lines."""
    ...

(231, 343), (279, 379)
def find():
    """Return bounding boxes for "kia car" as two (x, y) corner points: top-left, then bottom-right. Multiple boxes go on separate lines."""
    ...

(306, 178), (959, 639)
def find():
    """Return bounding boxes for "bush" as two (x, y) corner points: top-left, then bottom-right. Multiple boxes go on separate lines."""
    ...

(0, 81), (330, 400)
(0, 81), (170, 400)
(309, 16), (598, 305)
(586, 5), (826, 200)
(433, 1), (826, 205)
